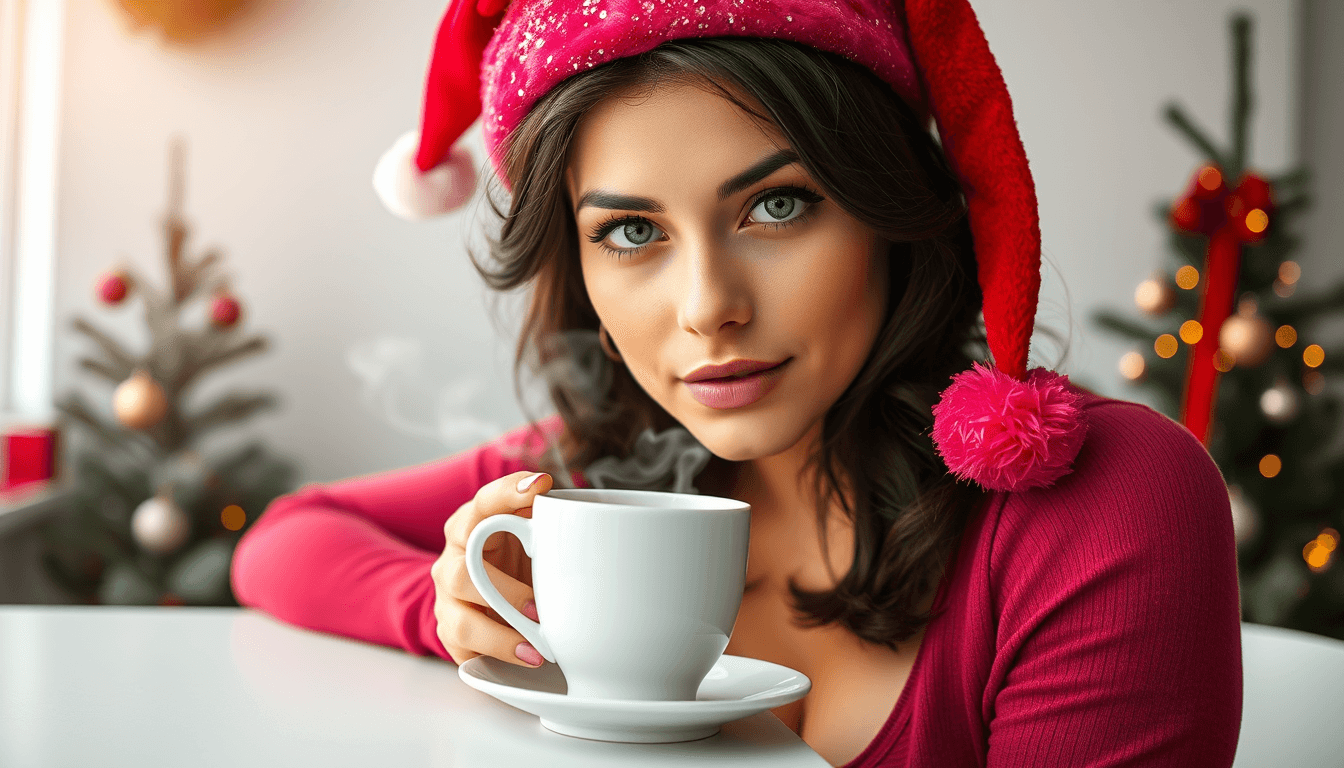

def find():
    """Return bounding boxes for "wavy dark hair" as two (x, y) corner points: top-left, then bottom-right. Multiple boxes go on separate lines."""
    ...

(469, 37), (988, 649)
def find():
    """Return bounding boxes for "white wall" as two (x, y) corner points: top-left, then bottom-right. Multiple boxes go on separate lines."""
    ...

(51, 0), (1299, 485)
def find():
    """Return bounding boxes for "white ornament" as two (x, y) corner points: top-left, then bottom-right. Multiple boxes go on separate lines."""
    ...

(131, 495), (190, 554)
(1260, 382), (1300, 424)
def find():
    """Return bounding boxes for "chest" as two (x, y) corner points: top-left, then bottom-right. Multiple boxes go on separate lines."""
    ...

(725, 580), (921, 766)
(721, 515), (922, 767)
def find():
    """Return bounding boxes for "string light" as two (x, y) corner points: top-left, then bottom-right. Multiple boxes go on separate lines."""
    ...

(1303, 344), (1325, 368)
(1155, 334), (1179, 359)
(1304, 530), (1338, 574)
(1179, 320), (1204, 345)
(1119, 351), (1146, 381)
(1275, 325), (1297, 348)
(221, 505), (246, 532)
(1244, 209), (1269, 234)
(1278, 261), (1301, 285)
(1175, 266), (1200, 290)
(1197, 166), (1223, 192)
(1258, 454), (1282, 478)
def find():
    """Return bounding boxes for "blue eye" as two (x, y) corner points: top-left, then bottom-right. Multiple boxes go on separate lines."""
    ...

(609, 220), (661, 249)
(585, 184), (826, 259)
(588, 215), (665, 259)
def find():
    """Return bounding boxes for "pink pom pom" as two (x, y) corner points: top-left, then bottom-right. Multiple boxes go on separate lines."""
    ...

(931, 364), (1088, 492)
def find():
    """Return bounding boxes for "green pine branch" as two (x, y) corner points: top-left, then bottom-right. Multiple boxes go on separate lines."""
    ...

(70, 317), (138, 376)
(56, 392), (141, 452)
(1163, 104), (1228, 170)
(1092, 309), (1164, 341)
(1229, 14), (1252, 177)
(77, 357), (128, 385)
(185, 392), (279, 437)
(1269, 280), (1344, 324)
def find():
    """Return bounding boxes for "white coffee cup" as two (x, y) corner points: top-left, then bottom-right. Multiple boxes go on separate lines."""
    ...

(465, 487), (750, 701)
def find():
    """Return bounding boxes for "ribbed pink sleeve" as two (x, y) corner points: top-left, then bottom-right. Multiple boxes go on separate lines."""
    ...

(846, 395), (1243, 767)
(230, 414), (577, 663)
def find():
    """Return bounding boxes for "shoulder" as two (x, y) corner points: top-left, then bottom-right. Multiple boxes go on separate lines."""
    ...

(984, 388), (1235, 602)
(997, 389), (1228, 539)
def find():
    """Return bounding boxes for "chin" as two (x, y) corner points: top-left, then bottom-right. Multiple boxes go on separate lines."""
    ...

(676, 407), (810, 463)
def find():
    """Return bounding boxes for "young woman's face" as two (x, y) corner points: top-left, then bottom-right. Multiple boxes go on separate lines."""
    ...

(566, 81), (889, 462)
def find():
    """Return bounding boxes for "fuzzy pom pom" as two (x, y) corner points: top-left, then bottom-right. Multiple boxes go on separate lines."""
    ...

(931, 364), (1088, 492)
(372, 130), (477, 220)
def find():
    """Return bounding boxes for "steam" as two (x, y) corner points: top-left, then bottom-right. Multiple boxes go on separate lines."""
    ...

(347, 330), (713, 493)
(529, 328), (712, 494)
(346, 336), (502, 450)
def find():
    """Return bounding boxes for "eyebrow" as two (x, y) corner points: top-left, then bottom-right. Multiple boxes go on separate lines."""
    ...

(573, 149), (801, 214)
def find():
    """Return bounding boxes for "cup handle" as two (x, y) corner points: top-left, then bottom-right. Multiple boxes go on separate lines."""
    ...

(463, 515), (554, 662)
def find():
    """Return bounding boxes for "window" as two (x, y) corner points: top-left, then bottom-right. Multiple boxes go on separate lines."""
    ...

(0, 0), (65, 423)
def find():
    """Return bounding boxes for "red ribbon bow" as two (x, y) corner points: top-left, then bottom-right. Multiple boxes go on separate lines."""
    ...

(1169, 166), (1275, 445)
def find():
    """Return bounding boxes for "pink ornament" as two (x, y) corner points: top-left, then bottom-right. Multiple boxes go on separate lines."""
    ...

(931, 364), (1088, 492)
(98, 272), (130, 304)
(210, 293), (242, 328)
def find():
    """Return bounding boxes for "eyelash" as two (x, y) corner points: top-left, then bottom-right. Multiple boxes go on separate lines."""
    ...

(586, 184), (826, 259)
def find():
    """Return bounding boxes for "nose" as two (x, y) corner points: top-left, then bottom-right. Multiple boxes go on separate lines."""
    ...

(675, 234), (753, 338)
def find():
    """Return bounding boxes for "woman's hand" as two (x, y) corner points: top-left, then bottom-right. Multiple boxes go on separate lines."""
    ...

(431, 470), (553, 667)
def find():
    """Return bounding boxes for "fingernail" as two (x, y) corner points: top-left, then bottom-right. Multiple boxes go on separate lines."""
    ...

(516, 641), (544, 667)
(522, 599), (538, 621)
(517, 472), (546, 493)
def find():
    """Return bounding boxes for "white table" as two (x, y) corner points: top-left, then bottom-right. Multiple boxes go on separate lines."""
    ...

(0, 606), (828, 768)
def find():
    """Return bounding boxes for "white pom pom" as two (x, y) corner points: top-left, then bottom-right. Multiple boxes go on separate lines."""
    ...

(372, 130), (477, 220)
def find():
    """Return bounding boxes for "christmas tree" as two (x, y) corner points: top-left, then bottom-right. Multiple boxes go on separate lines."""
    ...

(39, 140), (297, 606)
(1094, 14), (1344, 639)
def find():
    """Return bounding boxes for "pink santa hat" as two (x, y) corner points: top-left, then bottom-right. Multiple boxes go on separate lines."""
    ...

(372, 0), (1088, 493)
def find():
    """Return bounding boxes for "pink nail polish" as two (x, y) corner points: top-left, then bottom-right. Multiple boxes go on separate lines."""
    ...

(517, 472), (545, 493)
(516, 641), (544, 667)
(522, 599), (539, 621)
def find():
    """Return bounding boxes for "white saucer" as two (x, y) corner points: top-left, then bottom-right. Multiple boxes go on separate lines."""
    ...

(458, 654), (811, 743)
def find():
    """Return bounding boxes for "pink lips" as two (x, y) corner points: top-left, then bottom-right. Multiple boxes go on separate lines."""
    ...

(684, 359), (790, 409)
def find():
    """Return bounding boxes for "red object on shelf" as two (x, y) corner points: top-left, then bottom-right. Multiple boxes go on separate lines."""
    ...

(2, 426), (59, 491)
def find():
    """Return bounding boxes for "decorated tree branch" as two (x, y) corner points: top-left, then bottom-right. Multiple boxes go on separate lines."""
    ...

(40, 139), (297, 607)
(1094, 14), (1344, 638)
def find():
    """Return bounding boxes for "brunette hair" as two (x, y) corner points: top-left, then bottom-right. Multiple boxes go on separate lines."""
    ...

(470, 37), (987, 649)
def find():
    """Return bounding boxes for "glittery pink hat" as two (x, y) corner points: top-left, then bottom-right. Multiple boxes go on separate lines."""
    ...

(372, 0), (1089, 493)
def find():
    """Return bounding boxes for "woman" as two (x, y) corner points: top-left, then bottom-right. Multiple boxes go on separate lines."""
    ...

(231, 1), (1242, 765)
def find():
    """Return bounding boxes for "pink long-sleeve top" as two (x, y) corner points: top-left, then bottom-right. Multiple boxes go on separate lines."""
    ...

(231, 391), (1243, 766)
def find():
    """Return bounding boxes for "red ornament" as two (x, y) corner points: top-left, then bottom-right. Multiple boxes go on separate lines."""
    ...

(97, 271), (131, 305)
(210, 293), (242, 328)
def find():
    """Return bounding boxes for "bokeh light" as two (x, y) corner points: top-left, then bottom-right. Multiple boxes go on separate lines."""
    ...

(1197, 166), (1223, 191)
(1303, 345), (1325, 368)
(1175, 266), (1200, 290)
(1304, 370), (1325, 395)
(1155, 334), (1179, 359)
(221, 505), (246, 532)
(1213, 350), (1235, 372)
(1304, 530), (1338, 573)
(1258, 454), (1282, 478)
(1119, 352), (1146, 381)
(1244, 209), (1269, 234)
(1278, 261), (1301, 285)
(1275, 325), (1297, 348)
(1179, 320), (1204, 345)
